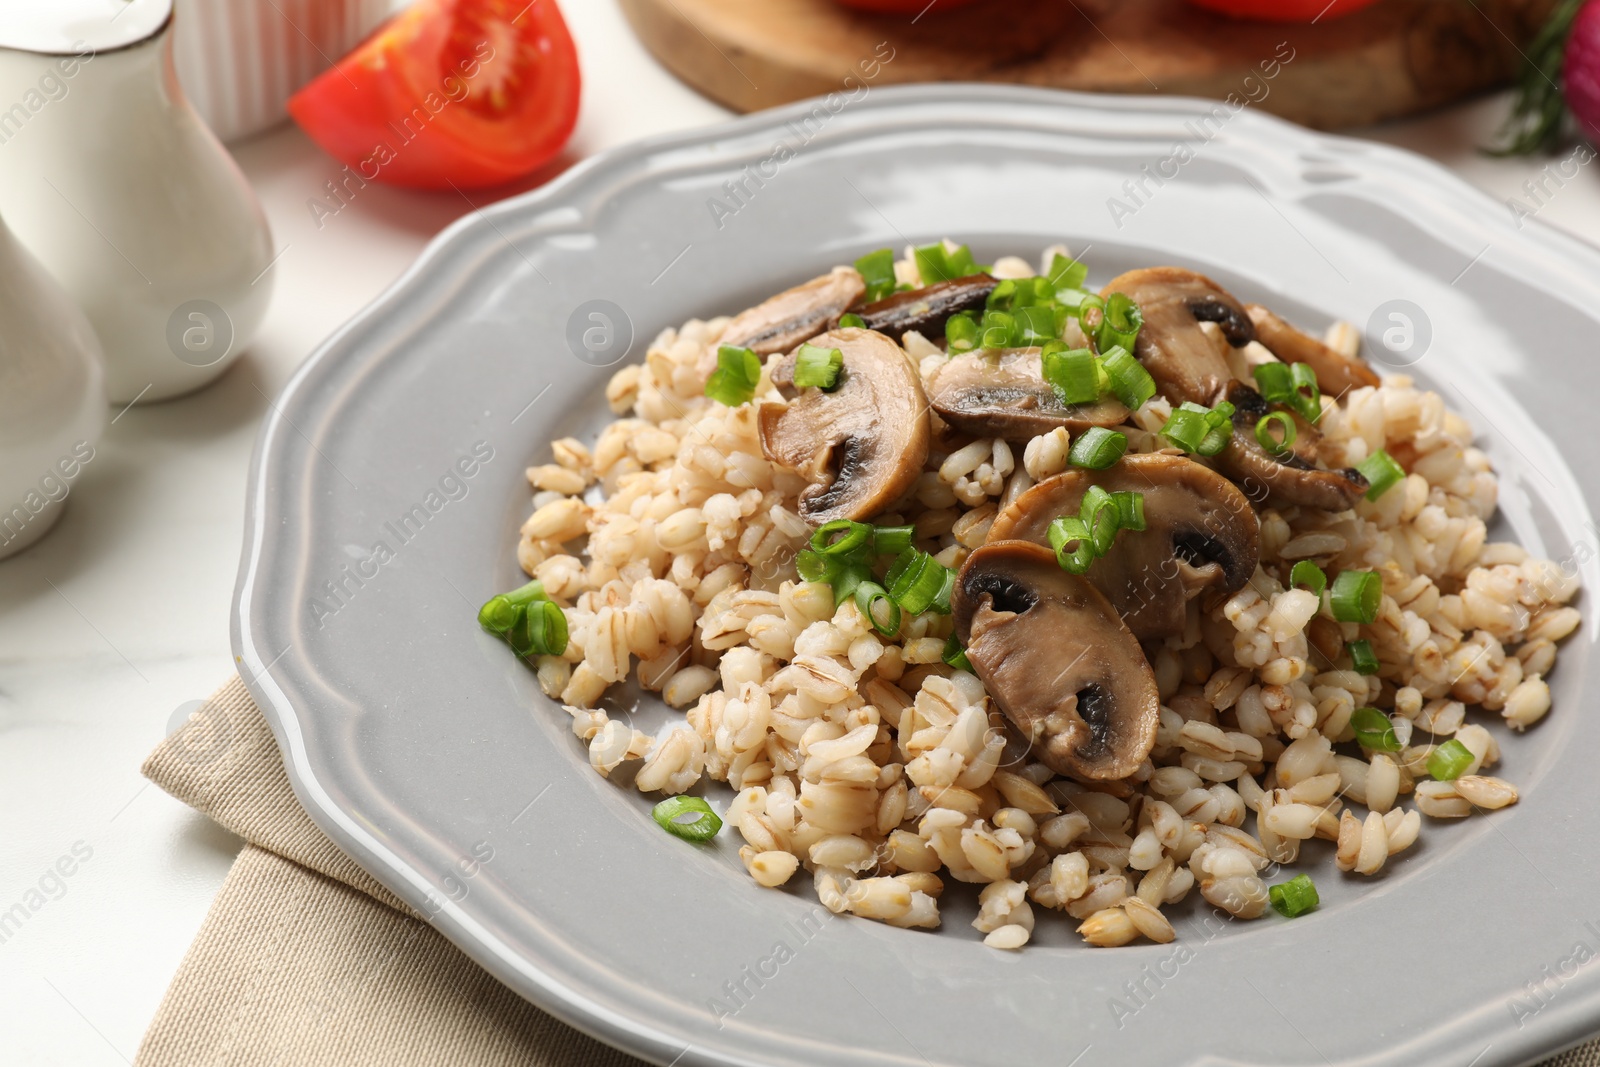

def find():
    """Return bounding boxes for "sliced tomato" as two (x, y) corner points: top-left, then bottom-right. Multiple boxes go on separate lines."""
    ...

(1184, 0), (1380, 20)
(831, 0), (981, 12)
(288, 0), (580, 190)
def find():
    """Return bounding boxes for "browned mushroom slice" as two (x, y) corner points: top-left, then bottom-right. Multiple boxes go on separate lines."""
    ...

(1246, 304), (1380, 396)
(1218, 382), (1367, 511)
(846, 274), (997, 342)
(953, 541), (1159, 780)
(701, 267), (867, 381)
(926, 349), (1129, 441)
(987, 454), (1259, 641)
(1101, 267), (1254, 406)
(758, 328), (930, 525)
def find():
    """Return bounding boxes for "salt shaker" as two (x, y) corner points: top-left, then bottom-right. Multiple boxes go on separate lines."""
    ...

(0, 0), (275, 404)
(0, 212), (106, 562)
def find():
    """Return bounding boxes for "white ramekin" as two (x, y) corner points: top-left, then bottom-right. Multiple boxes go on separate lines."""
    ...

(172, 0), (396, 143)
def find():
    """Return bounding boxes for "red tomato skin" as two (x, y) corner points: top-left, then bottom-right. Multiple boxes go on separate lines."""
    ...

(1567, 0), (1600, 145)
(288, 0), (581, 191)
(1183, 0), (1380, 20)
(832, 0), (981, 12)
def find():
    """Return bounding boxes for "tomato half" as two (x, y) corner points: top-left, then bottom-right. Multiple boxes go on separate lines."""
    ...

(831, 0), (981, 13)
(288, 0), (580, 190)
(1184, 0), (1380, 20)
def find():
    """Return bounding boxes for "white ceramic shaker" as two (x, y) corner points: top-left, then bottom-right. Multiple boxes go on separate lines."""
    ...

(0, 212), (106, 562)
(0, 0), (275, 404)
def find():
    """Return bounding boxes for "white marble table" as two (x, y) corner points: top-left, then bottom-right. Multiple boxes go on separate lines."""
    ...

(1, 3), (1595, 1061)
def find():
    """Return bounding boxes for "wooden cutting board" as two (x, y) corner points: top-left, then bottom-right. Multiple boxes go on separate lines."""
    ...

(618, 0), (1553, 130)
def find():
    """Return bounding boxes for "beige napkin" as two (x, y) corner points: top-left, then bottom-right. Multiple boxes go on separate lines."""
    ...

(135, 676), (645, 1067)
(138, 676), (1600, 1067)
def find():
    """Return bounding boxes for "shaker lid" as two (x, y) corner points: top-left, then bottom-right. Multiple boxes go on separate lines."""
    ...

(0, 0), (173, 55)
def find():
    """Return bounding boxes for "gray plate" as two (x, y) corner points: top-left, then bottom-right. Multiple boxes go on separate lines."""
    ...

(235, 86), (1600, 1067)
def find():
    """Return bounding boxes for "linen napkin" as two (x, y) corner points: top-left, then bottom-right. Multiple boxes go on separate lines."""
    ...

(135, 676), (644, 1067)
(136, 676), (1600, 1067)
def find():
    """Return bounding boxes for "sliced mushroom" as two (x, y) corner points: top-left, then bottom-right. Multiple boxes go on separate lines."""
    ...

(953, 541), (1159, 780)
(702, 267), (866, 381)
(926, 348), (1129, 441)
(1217, 382), (1367, 511)
(758, 328), (930, 525)
(1246, 304), (1380, 396)
(845, 274), (997, 342)
(1101, 267), (1254, 406)
(987, 454), (1259, 641)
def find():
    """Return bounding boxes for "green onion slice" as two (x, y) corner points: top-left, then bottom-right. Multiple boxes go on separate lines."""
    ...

(1098, 292), (1143, 353)
(508, 599), (568, 657)
(1112, 490), (1147, 532)
(1160, 405), (1210, 453)
(854, 248), (897, 302)
(811, 519), (871, 557)
(1349, 706), (1401, 752)
(652, 795), (722, 842)
(838, 312), (866, 329)
(1041, 344), (1100, 405)
(980, 309), (1015, 350)
(1290, 362), (1322, 423)
(915, 242), (954, 285)
(1268, 874), (1319, 918)
(870, 524), (914, 557)
(1049, 516), (1096, 575)
(944, 243), (978, 277)
(1253, 362), (1293, 404)
(931, 566), (957, 616)
(478, 579), (548, 634)
(1100, 345), (1156, 411)
(887, 548), (948, 616)
(1015, 305), (1059, 345)
(1080, 485), (1120, 556)
(1289, 560), (1327, 596)
(1330, 569), (1382, 624)
(793, 343), (844, 390)
(946, 311), (979, 353)
(1046, 253), (1089, 293)
(1255, 411), (1297, 455)
(795, 548), (840, 585)
(855, 581), (902, 636)
(704, 345), (761, 407)
(831, 559), (873, 607)
(1355, 448), (1405, 501)
(1348, 639), (1380, 675)
(942, 633), (974, 673)
(1068, 427), (1127, 470)
(1427, 738), (1475, 781)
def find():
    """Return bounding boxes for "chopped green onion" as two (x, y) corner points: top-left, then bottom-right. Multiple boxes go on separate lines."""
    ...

(1015, 305), (1060, 345)
(1075, 292), (1106, 340)
(1041, 344), (1099, 404)
(508, 599), (568, 657)
(855, 248), (897, 302)
(1112, 491), (1147, 532)
(946, 311), (979, 353)
(1355, 449), (1405, 501)
(1097, 292), (1143, 353)
(855, 581), (902, 636)
(1289, 362), (1322, 423)
(1289, 560), (1327, 596)
(1350, 706), (1401, 752)
(1347, 639), (1380, 675)
(944, 243), (978, 277)
(1427, 738), (1475, 781)
(942, 633), (974, 672)
(792, 343), (844, 390)
(652, 795), (722, 842)
(979, 309), (1015, 350)
(839, 312), (866, 329)
(915, 242), (954, 285)
(811, 519), (871, 557)
(870, 524), (914, 556)
(1197, 402), (1234, 457)
(1068, 427), (1127, 470)
(931, 566), (957, 615)
(1255, 411), (1297, 455)
(831, 558), (872, 607)
(887, 548), (949, 616)
(795, 548), (839, 584)
(1046, 253), (1089, 292)
(1268, 874), (1319, 918)
(1080, 485), (1120, 556)
(1330, 569), (1382, 625)
(704, 345), (761, 407)
(1252, 363), (1293, 403)
(1100, 345), (1156, 411)
(1048, 516), (1096, 575)
(1160, 406), (1209, 453)
(477, 580), (548, 634)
